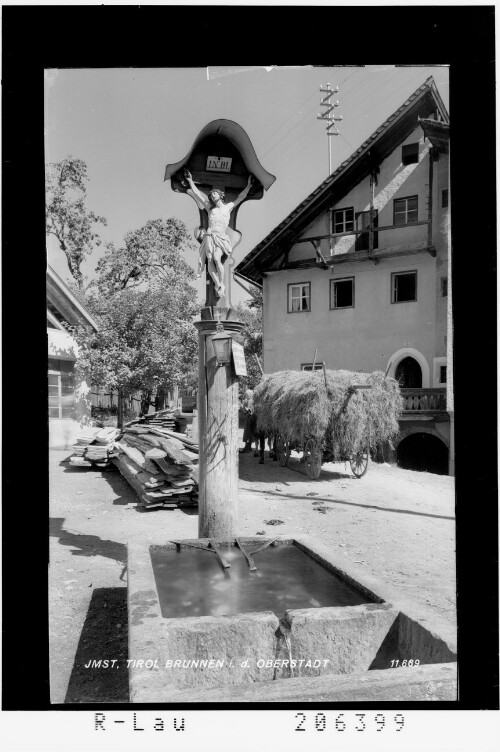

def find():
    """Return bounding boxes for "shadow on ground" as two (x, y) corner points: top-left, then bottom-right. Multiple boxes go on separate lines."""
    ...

(241, 488), (454, 521)
(99, 466), (139, 506)
(239, 451), (352, 482)
(56, 459), (141, 507)
(178, 506), (199, 516)
(287, 457), (353, 481)
(64, 587), (129, 704)
(50, 518), (127, 579)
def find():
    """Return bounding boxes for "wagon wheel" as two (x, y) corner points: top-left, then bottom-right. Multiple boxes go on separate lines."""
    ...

(276, 434), (291, 467)
(304, 438), (322, 480)
(350, 441), (370, 478)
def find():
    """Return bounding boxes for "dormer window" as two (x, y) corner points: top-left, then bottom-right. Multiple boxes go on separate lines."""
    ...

(402, 142), (419, 165)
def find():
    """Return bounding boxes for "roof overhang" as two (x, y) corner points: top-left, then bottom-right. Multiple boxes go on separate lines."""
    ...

(236, 77), (448, 284)
(46, 266), (99, 331)
(419, 117), (449, 153)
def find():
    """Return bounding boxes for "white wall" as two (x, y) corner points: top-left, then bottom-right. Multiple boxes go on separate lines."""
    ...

(433, 151), (450, 360)
(288, 126), (432, 263)
(48, 327), (90, 449)
(263, 254), (437, 381)
(48, 328), (78, 360)
(262, 124), (449, 382)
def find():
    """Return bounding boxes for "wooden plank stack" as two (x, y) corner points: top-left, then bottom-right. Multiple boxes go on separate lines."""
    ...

(143, 408), (177, 431)
(69, 427), (121, 468)
(112, 424), (198, 510)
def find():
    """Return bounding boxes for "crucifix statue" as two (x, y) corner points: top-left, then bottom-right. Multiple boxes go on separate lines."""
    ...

(165, 118), (275, 317)
(181, 169), (254, 299)
(164, 119), (275, 538)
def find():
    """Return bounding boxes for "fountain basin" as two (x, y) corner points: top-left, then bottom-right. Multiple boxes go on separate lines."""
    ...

(127, 537), (457, 702)
(150, 539), (374, 619)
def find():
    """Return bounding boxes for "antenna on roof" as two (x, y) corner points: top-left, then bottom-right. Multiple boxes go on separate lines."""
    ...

(317, 83), (342, 176)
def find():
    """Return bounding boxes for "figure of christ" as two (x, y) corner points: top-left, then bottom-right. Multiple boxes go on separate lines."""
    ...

(183, 169), (253, 298)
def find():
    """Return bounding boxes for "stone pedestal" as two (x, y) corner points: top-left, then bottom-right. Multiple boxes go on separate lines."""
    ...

(194, 317), (245, 538)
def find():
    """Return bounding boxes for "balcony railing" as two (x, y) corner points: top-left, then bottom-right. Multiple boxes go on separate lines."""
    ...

(287, 219), (436, 269)
(401, 388), (447, 414)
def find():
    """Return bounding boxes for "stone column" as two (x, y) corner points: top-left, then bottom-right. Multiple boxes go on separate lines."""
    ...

(194, 316), (244, 539)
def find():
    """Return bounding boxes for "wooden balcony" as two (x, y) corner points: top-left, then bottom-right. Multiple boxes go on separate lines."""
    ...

(401, 388), (447, 417)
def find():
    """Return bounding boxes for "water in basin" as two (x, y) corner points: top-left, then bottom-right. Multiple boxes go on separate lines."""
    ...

(150, 543), (373, 619)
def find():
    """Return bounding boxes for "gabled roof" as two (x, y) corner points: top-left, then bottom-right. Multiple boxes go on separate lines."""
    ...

(235, 76), (448, 284)
(46, 265), (99, 331)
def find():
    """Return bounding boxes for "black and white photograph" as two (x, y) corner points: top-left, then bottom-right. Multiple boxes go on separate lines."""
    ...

(44, 62), (459, 706)
(2, 4), (498, 750)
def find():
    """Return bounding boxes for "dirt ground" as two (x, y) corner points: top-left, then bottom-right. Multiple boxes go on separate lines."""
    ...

(49, 444), (456, 704)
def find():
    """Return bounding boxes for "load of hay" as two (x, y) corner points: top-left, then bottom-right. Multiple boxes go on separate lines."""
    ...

(253, 369), (403, 456)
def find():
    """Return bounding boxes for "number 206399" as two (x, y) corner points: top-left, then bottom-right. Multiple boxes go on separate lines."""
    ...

(294, 713), (405, 732)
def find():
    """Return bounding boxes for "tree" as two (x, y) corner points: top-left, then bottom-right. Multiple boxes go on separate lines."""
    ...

(74, 217), (199, 426)
(246, 288), (263, 310)
(94, 218), (196, 294)
(45, 156), (107, 288)
(75, 284), (198, 425)
(235, 290), (263, 392)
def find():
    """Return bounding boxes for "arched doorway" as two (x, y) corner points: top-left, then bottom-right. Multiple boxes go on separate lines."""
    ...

(395, 357), (422, 388)
(397, 433), (449, 475)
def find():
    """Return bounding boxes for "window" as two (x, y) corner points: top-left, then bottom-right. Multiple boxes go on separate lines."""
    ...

(331, 207), (354, 235)
(48, 371), (62, 419)
(440, 365), (447, 384)
(442, 189), (449, 208)
(48, 359), (75, 419)
(392, 271), (417, 303)
(355, 210), (378, 251)
(441, 277), (448, 297)
(394, 196), (418, 225)
(330, 277), (354, 309)
(288, 282), (311, 313)
(402, 142), (419, 165)
(302, 362), (325, 372)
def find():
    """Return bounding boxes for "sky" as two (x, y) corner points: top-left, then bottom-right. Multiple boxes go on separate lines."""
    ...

(45, 65), (449, 306)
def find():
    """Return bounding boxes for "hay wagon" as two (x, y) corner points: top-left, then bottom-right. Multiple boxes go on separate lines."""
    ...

(274, 384), (373, 480)
(253, 368), (403, 483)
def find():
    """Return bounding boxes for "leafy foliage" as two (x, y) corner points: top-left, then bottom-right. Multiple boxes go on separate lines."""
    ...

(45, 156), (107, 288)
(246, 288), (263, 310)
(94, 218), (196, 294)
(75, 282), (198, 398)
(74, 217), (199, 409)
(234, 289), (263, 392)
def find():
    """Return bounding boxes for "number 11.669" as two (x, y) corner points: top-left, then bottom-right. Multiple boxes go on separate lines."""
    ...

(391, 659), (420, 667)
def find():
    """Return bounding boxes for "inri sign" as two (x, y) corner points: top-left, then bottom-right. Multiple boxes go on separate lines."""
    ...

(206, 156), (232, 173)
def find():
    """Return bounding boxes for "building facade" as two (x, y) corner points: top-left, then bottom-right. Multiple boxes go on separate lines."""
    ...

(47, 265), (99, 448)
(235, 77), (453, 474)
